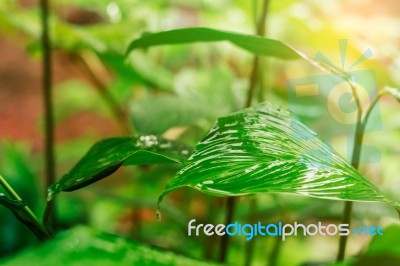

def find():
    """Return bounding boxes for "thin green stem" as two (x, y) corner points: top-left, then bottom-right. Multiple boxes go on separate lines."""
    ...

(246, 57), (260, 107)
(246, 0), (270, 107)
(40, 0), (56, 231)
(337, 201), (353, 261)
(362, 93), (384, 131)
(0, 175), (50, 240)
(43, 199), (54, 234)
(40, 0), (55, 191)
(218, 197), (235, 263)
(336, 81), (364, 261)
(268, 235), (282, 266)
(244, 198), (257, 266)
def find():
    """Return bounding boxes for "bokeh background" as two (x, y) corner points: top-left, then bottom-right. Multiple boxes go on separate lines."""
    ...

(0, 0), (399, 265)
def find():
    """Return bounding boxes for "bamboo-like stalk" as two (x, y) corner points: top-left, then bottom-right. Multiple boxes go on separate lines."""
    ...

(40, 0), (56, 231)
(336, 81), (364, 261)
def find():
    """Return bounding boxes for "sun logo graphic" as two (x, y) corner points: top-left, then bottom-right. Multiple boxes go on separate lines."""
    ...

(287, 39), (382, 166)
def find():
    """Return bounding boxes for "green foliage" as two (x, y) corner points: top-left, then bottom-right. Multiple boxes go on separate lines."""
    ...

(159, 102), (399, 210)
(0, 226), (220, 266)
(126, 27), (300, 59)
(48, 136), (192, 198)
(131, 95), (206, 135)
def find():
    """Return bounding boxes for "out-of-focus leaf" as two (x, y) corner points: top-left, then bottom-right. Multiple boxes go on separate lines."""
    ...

(54, 79), (110, 123)
(127, 53), (174, 91)
(126, 27), (300, 60)
(326, 224), (400, 266)
(0, 226), (220, 266)
(48, 136), (192, 198)
(131, 95), (206, 135)
(174, 66), (241, 113)
(158, 102), (400, 211)
(383, 86), (400, 103)
(365, 224), (400, 255)
(99, 53), (174, 91)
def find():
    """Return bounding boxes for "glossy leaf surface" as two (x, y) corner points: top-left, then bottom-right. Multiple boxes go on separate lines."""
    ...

(0, 226), (220, 266)
(126, 27), (300, 60)
(159, 103), (399, 210)
(49, 136), (192, 198)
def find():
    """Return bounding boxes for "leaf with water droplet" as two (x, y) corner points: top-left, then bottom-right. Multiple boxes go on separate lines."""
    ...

(158, 102), (400, 212)
(48, 136), (192, 199)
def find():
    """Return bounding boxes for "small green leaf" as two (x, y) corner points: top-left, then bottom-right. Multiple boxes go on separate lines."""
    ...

(0, 193), (25, 210)
(0, 226), (220, 266)
(126, 27), (300, 60)
(383, 86), (400, 103)
(48, 136), (192, 199)
(159, 103), (399, 211)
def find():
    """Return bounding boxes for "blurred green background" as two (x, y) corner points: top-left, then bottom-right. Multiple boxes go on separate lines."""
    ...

(0, 0), (399, 265)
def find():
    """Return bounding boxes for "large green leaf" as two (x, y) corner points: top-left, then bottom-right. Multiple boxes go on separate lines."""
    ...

(0, 226), (220, 266)
(126, 27), (300, 60)
(48, 136), (192, 199)
(158, 102), (400, 211)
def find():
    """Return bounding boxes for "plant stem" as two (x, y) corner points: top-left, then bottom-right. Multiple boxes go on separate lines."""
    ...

(268, 235), (282, 266)
(244, 198), (257, 266)
(0, 175), (50, 240)
(337, 201), (353, 261)
(361, 93), (383, 131)
(218, 197), (235, 263)
(246, 0), (270, 107)
(336, 81), (363, 261)
(40, 0), (56, 232)
(246, 57), (260, 107)
(40, 0), (55, 193)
